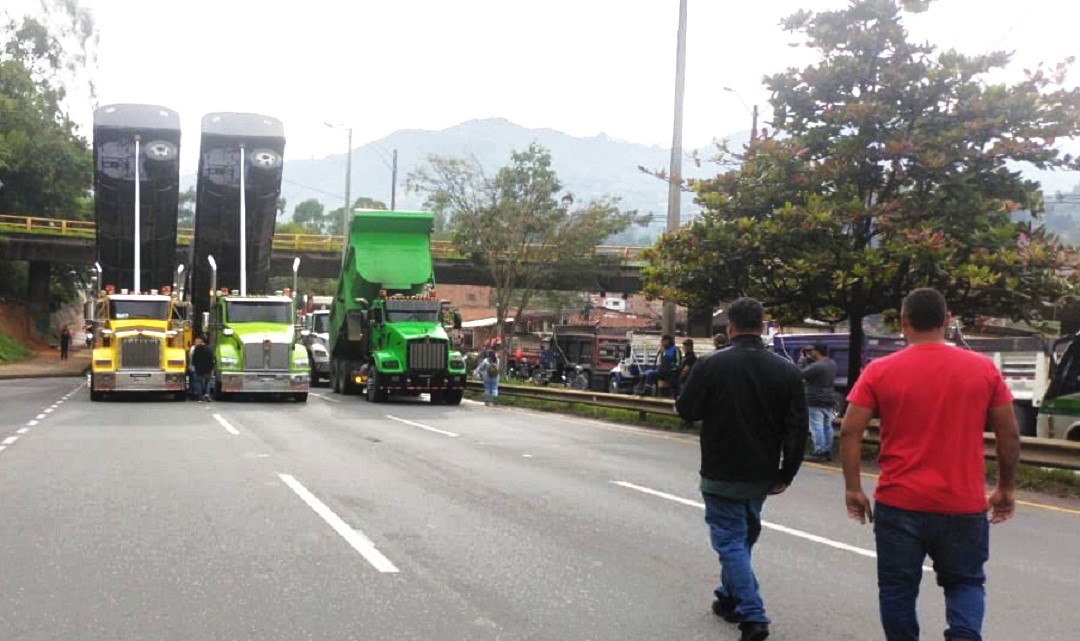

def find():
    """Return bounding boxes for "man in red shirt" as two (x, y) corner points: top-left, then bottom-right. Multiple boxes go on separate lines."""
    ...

(840, 288), (1019, 641)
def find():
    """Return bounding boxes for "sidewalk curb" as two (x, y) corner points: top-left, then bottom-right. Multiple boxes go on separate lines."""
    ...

(0, 365), (90, 381)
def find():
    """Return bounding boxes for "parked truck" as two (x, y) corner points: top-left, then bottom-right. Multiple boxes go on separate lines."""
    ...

(299, 295), (333, 386)
(328, 210), (466, 404)
(203, 283), (309, 402)
(88, 288), (189, 401)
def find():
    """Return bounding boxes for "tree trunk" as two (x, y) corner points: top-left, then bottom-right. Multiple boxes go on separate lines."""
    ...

(847, 303), (866, 394)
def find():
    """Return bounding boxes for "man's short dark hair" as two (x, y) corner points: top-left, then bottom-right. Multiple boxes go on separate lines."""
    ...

(683, 338), (693, 347)
(661, 334), (674, 343)
(902, 288), (948, 332)
(812, 342), (829, 357)
(727, 297), (765, 332)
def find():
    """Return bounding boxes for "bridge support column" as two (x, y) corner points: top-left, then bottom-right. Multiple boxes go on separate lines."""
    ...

(28, 260), (51, 313)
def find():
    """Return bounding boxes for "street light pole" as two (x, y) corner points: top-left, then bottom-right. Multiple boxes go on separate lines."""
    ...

(391, 149), (398, 210)
(662, 0), (688, 337)
(343, 127), (352, 264)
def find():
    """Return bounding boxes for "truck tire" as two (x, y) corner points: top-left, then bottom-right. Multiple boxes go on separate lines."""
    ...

(173, 391), (187, 402)
(366, 370), (387, 403)
(441, 390), (463, 406)
(342, 361), (361, 396)
(331, 361), (342, 393)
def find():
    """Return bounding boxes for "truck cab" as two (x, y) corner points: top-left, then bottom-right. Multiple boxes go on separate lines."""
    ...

(208, 294), (309, 401)
(300, 308), (331, 386)
(89, 291), (188, 401)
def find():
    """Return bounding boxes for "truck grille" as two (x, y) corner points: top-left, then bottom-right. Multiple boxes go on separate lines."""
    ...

(119, 336), (161, 370)
(408, 339), (447, 372)
(243, 342), (290, 371)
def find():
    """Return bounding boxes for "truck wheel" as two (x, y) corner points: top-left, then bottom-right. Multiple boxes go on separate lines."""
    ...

(442, 390), (463, 406)
(1013, 402), (1037, 437)
(342, 362), (360, 396)
(331, 362), (341, 393)
(293, 393), (308, 403)
(366, 371), (386, 403)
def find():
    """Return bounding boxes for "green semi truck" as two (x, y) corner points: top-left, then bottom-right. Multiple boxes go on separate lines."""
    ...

(204, 256), (310, 401)
(328, 210), (466, 404)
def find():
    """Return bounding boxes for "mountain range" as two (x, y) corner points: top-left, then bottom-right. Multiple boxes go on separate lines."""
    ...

(181, 118), (1080, 244)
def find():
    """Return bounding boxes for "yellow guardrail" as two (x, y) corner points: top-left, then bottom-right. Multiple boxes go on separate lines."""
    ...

(0, 214), (648, 263)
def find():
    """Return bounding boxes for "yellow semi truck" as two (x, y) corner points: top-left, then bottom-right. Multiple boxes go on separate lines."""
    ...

(88, 290), (190, 401)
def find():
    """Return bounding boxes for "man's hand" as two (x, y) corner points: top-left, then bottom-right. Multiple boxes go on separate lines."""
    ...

(768, 481), (788, 495)
(845, 488), (873, 524)
(987, 487), (1016, 524)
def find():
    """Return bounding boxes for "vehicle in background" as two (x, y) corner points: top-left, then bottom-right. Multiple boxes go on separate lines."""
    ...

(607, 332), (716, 395)
(327, 210), (466, 404)
(530, 325), (628, 391)
(299, 295), (333, 386)
(87, 290), (189, 401)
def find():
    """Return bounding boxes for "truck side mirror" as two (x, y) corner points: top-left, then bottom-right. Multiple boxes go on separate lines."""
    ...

(453, 311), (462, 330)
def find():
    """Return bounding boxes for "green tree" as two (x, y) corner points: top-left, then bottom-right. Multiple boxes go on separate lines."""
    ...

(643, 0), (1080, 380)
(326, 196), (387, 235)
(177, 186), (195, 227)
(408, 143), (636, 351)
(291, 198), (325, 231)
(0, 1), (96, 218)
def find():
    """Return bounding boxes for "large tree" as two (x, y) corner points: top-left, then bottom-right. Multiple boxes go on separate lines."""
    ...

(408, 143), (636, 353)
(644, 0), (1080, 381)
(0, 0), (96, 218)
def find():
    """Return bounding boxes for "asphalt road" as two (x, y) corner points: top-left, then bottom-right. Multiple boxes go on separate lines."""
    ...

(1, 377), (1077, 640)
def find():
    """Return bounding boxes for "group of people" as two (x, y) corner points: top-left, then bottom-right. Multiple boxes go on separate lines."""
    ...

(676, 290), (1019, 641)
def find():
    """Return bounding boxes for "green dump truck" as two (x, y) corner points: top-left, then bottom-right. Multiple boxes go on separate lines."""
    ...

(328, 210), (466, 404)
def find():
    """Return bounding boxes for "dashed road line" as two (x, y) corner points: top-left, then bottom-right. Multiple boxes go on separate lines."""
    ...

(2, 436), (18, 446)
(310, 392), (341, 403)
(16, 428), (29, 434)
(35, 414), (46, 420)
(26, 420), (38, 427)
(212, 413), (241, 435)
(611, 480), (932, 571)
(277, 473), (399, 573)
(385, 415), (459, 438)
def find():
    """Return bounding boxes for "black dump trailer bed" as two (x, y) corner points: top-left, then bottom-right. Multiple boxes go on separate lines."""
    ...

(191, 112), (285, 328)
(92, 104), (182, 292)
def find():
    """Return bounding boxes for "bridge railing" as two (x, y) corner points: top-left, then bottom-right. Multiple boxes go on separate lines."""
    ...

(0, 214), (649, 264)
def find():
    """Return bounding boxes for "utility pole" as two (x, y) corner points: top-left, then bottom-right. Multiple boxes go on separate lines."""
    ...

(662, 0), (688, 337)
(751, 104), (759, 140)
(343, 127), (352, 263)
(391, 149), (398, 210)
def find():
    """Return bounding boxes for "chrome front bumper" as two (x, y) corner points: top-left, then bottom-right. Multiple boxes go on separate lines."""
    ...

(92, 370), (186, 392)
(219, 371), (309, 394)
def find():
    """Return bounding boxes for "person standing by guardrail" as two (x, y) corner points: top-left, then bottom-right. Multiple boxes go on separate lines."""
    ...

(840, 288), (1020, 641)
(676, 297), (808, 641)
(798, 342), (837, 461)
(474, 350), (500, 406)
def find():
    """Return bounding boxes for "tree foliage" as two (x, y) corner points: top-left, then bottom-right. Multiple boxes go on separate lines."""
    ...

(643, 0), (1080, 380)
(407, 143), (637, 348)
(0, 0), (96, 218)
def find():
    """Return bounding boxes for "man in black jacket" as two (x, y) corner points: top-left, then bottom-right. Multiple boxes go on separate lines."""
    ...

(190, 337), (216, 402)
(677, 297), (808, 641)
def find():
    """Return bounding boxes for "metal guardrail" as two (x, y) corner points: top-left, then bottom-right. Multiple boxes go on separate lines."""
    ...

(469, 381), (1080, 471)
(0, 214), (649, 264)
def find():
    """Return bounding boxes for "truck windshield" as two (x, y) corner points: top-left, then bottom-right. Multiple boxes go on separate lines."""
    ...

(312, 313), (330, 334)
(110, 300), (170, 320)
(226, 301), (291, 324)
(384, 300), (440, 324)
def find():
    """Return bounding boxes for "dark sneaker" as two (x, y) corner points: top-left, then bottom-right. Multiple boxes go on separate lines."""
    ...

(711, 596), (740, 623)
(739, 622), (769, 641)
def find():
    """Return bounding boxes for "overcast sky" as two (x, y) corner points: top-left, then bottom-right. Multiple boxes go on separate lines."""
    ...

(11, 0), (1080, 173)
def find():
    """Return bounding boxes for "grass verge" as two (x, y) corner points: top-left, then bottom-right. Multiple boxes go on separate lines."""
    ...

(0, 331), (33, 364)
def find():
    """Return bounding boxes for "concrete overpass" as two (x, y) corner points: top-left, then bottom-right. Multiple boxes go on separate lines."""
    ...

(0, 216), (645, 307)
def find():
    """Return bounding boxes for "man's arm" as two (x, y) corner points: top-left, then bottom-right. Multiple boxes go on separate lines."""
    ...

(840, 403), (874, 524)
(675, 359), (707, 422)
(777, 376), (809, 489)
(987, 403), (1020, 524)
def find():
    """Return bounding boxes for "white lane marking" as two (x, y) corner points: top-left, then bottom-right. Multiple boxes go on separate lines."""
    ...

(212, 413), (240, 436)
(16, 428), (29, 434)
(2, 436), (17, 445)
(310, 392), (341, 403)
(43, 408), (54, 414)
(522, 454), (533, 458)
(26, 420), (38, 427)
(385, 414), (459, 438)
(277, 473), (399, 573)
(611, 481), (932, 571)
(461, 399), (484, 407)
(0, 445), (6, 453)
(36, 414), (46, 419)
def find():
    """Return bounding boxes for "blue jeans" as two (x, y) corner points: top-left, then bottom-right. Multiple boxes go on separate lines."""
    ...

(703, 492), (769, 624)
(808, 406), (835, 455)
(482, 375), (499, 401)
(875, 502), (989, 641)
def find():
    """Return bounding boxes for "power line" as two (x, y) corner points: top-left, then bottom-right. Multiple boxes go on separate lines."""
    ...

(281, 178), (343, 202)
